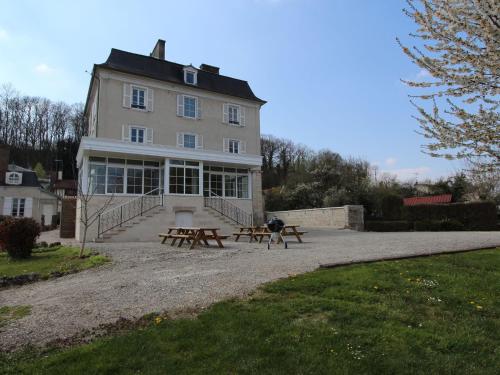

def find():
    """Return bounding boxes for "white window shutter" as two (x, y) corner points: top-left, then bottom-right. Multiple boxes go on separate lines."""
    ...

(147, 89), (154, 112)
(122, 125), (130, 142)
(146, 128), (153, 144)
(196, 135), (203, 149)
(240, 141), (247, 154)
(177, 133), (184, 147)
(122, 83), (131, 108)
(223, 103), (229, 123)
(240, 106), (245, 127)
(196, 98), (202, 119)
(24, 198), (33, 218)
(223, 138), (229, 153)
(3, 197), (12, 215)
(176, 95), (184, 116)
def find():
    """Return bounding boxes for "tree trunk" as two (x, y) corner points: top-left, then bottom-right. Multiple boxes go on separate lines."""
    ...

(79, 226), (87, 258)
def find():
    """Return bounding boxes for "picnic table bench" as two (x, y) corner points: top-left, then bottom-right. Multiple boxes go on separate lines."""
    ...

(234, 225), (307, 243)
(233, 227), (259, 242)
(159, 227), (229, 250)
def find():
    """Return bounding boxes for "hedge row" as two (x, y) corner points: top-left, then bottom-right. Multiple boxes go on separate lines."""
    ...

(402, 201), (497, 231)
(366, 219), (473, 232)
(365, 201), (498, 232)
(364, 221), (413, 232)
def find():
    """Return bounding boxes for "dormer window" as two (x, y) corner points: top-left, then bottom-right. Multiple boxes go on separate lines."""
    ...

(183, 67), (197, 85)
(186, 71), (195, 84)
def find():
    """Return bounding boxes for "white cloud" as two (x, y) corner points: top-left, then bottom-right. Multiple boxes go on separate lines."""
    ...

(0, 28), (8, 41)
(34, 63), (54, 74)
(416, 69), (431, 79)
(382, 167), (432, 181)
(385, 157), (397, 167)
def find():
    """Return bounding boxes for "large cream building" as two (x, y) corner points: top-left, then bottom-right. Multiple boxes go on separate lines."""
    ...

(77, 40), (265, 241)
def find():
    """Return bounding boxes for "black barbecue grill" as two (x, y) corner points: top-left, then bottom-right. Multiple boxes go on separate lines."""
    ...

(266, 217), (287, 249)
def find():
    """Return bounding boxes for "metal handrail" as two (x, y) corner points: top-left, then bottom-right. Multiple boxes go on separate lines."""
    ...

(97, 188), (163, 238)
(204, 191), (253, 227)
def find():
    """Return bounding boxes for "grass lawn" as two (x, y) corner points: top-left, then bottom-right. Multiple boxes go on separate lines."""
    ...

(0, 306), (31, 328)
(1, 248), (499, 374)
(0, 246), (109, 278)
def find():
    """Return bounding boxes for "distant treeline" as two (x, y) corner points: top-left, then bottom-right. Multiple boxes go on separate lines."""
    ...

(0, 84), (86, 179)
(1, 83), (496, 212)
(259, 135), (497, 217)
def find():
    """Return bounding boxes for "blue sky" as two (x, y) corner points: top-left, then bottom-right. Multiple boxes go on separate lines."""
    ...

(0, 0), (462, 181)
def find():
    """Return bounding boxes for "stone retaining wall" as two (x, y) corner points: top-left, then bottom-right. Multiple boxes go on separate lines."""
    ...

(266, 205), (364, 230)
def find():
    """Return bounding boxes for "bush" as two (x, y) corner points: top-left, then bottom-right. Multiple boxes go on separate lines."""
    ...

(365, 220), (413, 232)
(0, 218), (41, 259)
(379, 193), (403, 220)
(403, 201), (497, 231)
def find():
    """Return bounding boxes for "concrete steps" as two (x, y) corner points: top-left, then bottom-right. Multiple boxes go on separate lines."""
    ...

(96, 205), (241, 243)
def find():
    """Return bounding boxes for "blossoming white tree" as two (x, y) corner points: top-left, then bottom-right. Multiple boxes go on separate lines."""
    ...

(398, 0), (499, 170)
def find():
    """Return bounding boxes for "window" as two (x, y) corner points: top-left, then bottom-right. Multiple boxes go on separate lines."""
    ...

(237, 175), (249, 198)
(169, 160), (200, 195)
(185, 71), (195, 84)
(89, 163), (106, 194)
(184, 96), (197, 118)
(229, 139), (239, 154)
(11, 198), (25, 217)
(131, 87), (146, 109)
(203, 166), (249, 199)
(144, 168), (160, 194)
(126, 167), (143, 194)
(183, 134), (196, 149)
(224, 175), (236, 197)
(87, 159), (162, 195)
(106, 166), (124, 194)
(204, 173), (223, 197)
(184, 68), (197, 85)
(130, 127), (145, 143)
(228, 105), (239, 125)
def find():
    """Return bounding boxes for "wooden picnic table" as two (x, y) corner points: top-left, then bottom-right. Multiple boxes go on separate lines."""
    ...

(233, 227), (259, 242)
(240, 225), (307, 244)
(159, 227), (228, 250)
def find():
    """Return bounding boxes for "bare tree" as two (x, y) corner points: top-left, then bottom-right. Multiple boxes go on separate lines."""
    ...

(77, 173), (113, 258)
(398, 0), (499, 170)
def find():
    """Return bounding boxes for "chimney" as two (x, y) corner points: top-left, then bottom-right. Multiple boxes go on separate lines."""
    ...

(0, 145), (10, 185)
(199, 64), (220, 75)
(150, 39), (166, 60)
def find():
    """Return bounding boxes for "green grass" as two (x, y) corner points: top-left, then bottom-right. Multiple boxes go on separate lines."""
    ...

(1, 248), (499, 375)
(0, 246), (110, 278)
(0, 306), (31, 328)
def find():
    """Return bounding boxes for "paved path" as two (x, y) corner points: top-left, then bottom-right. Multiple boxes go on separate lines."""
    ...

(1, 229), (499, 351)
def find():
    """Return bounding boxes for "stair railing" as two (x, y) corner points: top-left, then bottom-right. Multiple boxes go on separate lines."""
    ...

(97, 188), (163, 238)
(204, 191), (253, 227)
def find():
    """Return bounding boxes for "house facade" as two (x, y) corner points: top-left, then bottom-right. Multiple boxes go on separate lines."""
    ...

(0, 146), (59, 226)
(77, 40), (265, 241)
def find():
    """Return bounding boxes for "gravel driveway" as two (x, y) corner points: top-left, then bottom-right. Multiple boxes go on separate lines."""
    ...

(1, 229), (499, 351)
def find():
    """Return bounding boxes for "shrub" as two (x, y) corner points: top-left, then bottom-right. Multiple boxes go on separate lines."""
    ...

(365, 220), (413, 232)
(0, 218), (41, 259)
(379, 193), (403, 220)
